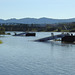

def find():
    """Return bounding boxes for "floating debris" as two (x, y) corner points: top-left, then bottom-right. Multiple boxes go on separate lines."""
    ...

(13, 32), (36, 36)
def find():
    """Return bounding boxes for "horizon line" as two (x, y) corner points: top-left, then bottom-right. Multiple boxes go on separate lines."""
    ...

(0, 17), (75, 20)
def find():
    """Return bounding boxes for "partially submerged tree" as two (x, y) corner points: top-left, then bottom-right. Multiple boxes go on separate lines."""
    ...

(0, 27), (5, 34)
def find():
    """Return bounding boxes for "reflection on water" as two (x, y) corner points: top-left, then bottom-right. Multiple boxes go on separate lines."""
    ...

(41, 40), (73, 47)
(0, 32), (75, 75)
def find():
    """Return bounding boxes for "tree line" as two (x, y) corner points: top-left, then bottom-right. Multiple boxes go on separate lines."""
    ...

(0, 23), (56, 32)
(0, 22), (75, 33)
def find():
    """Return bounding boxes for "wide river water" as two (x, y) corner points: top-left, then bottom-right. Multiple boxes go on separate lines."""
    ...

(0, 32), (75, 75)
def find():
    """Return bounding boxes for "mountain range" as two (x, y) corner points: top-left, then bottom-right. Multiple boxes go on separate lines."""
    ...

(0, 17), (75, 24)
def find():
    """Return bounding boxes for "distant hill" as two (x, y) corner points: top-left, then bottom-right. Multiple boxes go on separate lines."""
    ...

(0, 17), (75, 24)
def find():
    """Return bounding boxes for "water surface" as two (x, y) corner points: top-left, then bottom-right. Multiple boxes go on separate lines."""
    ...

(0, 32), (75, 75)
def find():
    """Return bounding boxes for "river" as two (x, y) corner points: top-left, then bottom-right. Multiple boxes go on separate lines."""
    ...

(0, 32), (75, 75)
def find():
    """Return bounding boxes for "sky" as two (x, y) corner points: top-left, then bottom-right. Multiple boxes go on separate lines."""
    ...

(0, 0), (75, 19)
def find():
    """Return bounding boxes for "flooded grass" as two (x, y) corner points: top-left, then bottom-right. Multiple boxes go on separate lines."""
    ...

(0, 40), (3, 44)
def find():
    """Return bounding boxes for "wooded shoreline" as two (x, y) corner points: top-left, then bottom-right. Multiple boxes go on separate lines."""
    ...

(0, 22), (75, 34)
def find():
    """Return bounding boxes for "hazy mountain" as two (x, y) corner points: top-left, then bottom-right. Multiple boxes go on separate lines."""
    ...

(0, 17), (75, 24)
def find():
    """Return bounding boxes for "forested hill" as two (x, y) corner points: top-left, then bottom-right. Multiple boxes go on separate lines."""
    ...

(0, 18), (75, 24)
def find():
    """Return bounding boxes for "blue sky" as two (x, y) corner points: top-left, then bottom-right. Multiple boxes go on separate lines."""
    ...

(0, 0), (75, 19)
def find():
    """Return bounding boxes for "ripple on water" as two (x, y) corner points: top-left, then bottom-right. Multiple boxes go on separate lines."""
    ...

(0, 32), (75, 75)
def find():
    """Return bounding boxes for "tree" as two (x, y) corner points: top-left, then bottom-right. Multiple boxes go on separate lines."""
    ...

(0, 27), (5, 34)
